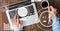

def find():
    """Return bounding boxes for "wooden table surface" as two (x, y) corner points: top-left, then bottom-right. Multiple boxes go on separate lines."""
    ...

(0, 0), (54, 31)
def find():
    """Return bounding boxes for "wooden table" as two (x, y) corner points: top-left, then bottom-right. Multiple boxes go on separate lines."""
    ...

(0, 0), (53, 31)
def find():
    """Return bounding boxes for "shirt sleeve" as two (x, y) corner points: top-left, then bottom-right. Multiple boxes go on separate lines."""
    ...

(14, 29), (23, 31)
(52, 16), (60, 31)
(14, 30), (20, 31)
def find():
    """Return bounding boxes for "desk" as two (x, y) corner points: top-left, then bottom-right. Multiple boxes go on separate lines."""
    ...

(0, 0), (52, 31)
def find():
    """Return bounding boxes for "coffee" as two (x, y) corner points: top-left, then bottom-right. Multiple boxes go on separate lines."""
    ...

(41, 1), (49, 9)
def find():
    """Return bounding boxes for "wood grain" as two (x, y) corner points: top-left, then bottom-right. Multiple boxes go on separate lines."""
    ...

(1, 0), (60, 31)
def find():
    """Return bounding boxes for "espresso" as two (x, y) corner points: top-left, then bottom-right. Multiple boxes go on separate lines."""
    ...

(41, 1), (48, 8)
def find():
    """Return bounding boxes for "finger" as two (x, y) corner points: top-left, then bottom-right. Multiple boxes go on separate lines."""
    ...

(11, 15), (16, 24)
(14, 15), (16, 19)
(48, 6), (51, 13)
(50, 6), (55, 12)
(12, 14), (16, 21)
(50, 6), (57, 14)
(19, 20), (23, 25)
(12, 14), (17, 24)
(48, 6), (50, 11)
(16, 16), (19, 25)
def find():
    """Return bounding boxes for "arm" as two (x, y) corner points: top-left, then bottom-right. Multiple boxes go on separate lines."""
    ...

(52, 16), (60, 31)
(48, 6), (60, 31)
(11, 15), (23, 31)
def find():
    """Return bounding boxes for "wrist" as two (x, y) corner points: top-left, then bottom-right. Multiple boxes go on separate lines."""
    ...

(14, 24), (23, 30)
(52, 14), (56, 18)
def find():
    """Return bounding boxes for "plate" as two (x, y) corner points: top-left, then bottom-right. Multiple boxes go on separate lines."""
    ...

(18, 7), (28, 17)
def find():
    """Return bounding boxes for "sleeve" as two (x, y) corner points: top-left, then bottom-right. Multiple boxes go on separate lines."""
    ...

(52, 16), (60, 31)
(14, 30), (20, 31)
(14, 30), (23, 31)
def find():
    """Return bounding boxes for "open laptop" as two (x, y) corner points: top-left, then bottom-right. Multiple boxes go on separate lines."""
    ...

(5, 1), (39, 28)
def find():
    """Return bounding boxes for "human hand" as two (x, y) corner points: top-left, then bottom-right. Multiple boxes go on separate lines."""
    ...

(11, 15), (23, 30)
(48, 6), (57, 19)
